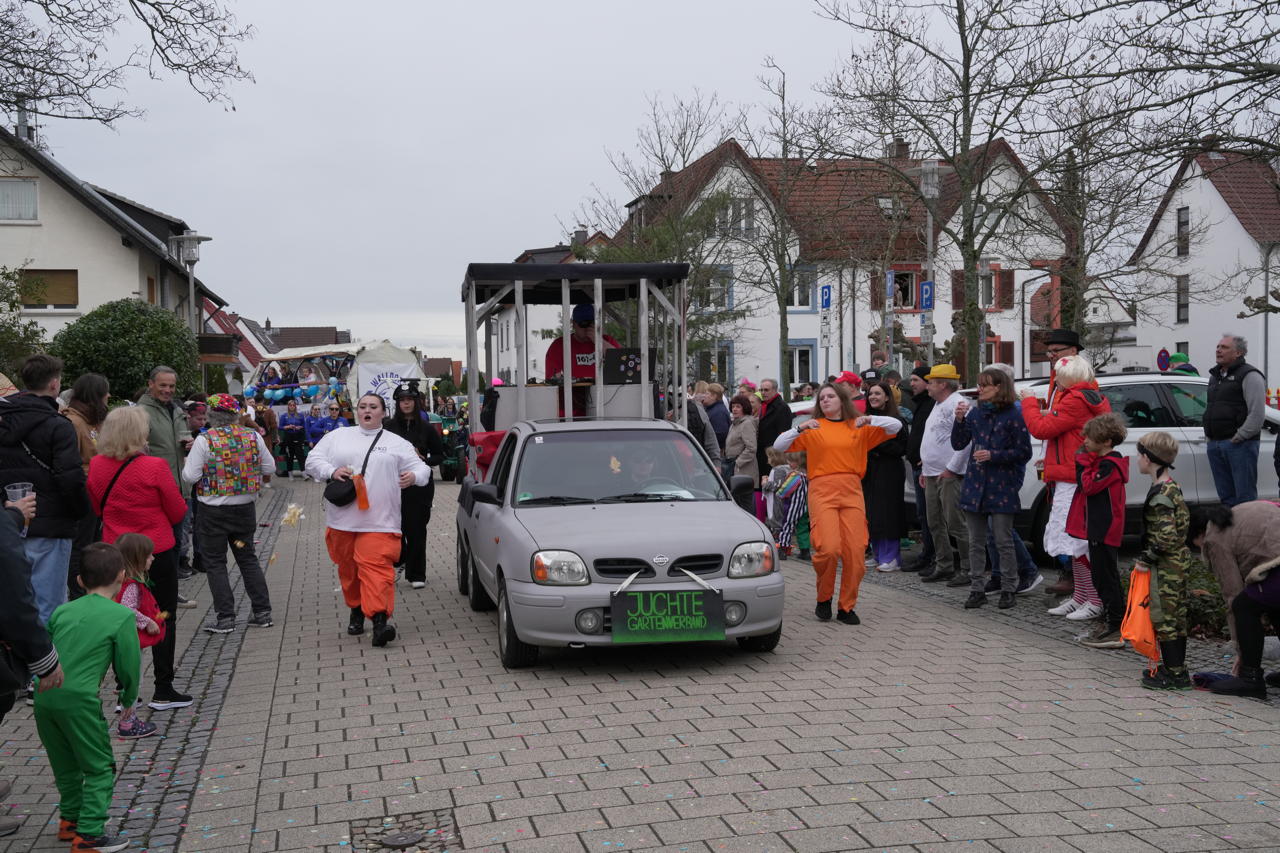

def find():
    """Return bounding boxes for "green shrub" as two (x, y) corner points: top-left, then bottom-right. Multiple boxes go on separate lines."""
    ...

(50, 299), (198, 399)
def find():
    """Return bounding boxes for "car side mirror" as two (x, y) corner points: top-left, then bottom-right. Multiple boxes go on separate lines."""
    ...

(472, 484), (501, 506)
(729, 475), (755, 499)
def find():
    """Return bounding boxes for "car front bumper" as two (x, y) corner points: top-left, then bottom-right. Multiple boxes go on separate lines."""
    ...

(505, 575), (785, 647)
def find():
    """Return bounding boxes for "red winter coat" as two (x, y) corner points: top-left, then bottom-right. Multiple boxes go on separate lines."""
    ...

(1020, 381), (1110, 483)
(87, 454), (187, 551)
(1066, 450), (1129, 546)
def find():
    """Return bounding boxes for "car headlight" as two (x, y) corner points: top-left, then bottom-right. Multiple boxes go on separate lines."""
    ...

(531, 550), (589, 585)
(443, 428), (451, 435)
(728, 542), (774, 578)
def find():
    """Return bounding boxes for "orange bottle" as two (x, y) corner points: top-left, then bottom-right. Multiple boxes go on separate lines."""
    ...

(353, 474), (370, 510)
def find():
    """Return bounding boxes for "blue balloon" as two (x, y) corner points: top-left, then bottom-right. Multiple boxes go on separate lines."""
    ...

(293, 387), (304, 398)
(271, 389), (283, 401)
(244, 385), (256, 397)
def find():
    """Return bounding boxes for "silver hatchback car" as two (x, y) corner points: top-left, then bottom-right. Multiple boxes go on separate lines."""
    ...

(455, 419), (785, 668)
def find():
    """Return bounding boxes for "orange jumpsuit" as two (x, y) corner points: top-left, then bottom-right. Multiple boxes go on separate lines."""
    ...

(785, 418), (894, 612)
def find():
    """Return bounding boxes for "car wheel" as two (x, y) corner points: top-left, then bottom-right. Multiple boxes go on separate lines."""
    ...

(456, 532), (470, 596)
(736, 624), (782, 653)
(467, 550), (494, 612)
(497, 581), (538, 668)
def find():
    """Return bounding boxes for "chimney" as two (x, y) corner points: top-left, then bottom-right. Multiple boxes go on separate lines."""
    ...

(14, 101), (36, 144)
(572, 225), (588, 245)
(891, 137), (910, 159)
(264, 318), (272, 333)
(659, 169), (675, 182)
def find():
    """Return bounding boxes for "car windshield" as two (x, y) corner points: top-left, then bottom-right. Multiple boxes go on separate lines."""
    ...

(512, 429), (729, 505)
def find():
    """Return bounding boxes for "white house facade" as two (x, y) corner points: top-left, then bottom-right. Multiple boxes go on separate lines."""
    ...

(0, 126), (223, 340)
(1124, 153), (1280, 384)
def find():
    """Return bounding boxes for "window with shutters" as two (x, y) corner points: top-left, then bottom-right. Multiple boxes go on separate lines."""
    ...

(892, 271), (916, 309)
(0, 179), (37, 221)
(1175, 275), (1189, 323)
(979, 271), (994, 307)
(1175, 207), (1190, 256)
(21, 269), (78, 309)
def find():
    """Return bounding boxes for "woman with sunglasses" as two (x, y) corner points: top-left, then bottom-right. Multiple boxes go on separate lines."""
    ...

(312, 402), (349, 447)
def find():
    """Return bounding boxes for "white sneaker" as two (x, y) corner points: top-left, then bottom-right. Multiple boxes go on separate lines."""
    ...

(875, 561), (900, 572)
(1066, 601), (1104, 621)
(1047, 598), (1082, 616)
(410, 581), (426, 589)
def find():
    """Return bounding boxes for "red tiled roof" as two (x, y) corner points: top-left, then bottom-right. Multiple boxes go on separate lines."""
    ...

(203, 298), (264, 367)
(1130, 151), (1280, 264)
(1197, 152), (1280, 244)
(615, 137), (1065, 264)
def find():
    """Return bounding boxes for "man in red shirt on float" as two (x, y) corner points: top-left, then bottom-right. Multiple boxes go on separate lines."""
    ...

(545, 304), (619, 416)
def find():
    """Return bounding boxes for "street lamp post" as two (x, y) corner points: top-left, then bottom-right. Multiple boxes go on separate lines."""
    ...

(170, 229), (212, 334)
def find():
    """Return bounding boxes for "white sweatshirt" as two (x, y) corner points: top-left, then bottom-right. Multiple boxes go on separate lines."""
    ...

(305, 425), (431, 533)
(919, 392), (970, 477)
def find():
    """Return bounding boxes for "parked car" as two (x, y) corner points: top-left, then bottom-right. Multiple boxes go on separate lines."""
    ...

(455, 419), (785, 668)
(902, 371), (1280, 556)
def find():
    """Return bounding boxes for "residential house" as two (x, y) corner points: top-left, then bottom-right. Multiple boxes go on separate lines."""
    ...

(0, 125), (226, 340)
(1125, 151), (1280, 381)
(614, 138), (1070, 389)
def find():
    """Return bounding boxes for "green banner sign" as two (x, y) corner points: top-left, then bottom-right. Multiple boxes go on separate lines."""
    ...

(610, 588), (725, 644)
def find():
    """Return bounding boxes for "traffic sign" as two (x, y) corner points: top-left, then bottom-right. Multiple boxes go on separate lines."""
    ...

(820, 284), (832, 310)
(885, 270), (895, 301)
(920, 279), (934, 311)
(1157, 347), (1170, 371)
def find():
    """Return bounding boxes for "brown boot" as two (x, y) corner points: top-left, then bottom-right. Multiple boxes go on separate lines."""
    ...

(1046, 573), (1073, 596)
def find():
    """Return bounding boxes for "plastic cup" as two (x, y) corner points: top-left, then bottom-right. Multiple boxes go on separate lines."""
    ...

(5, 482), (32, 502)
(5, 482), (33, 537)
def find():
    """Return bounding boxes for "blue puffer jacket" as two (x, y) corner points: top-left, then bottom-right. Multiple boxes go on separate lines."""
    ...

(950, 401), (1031, 514)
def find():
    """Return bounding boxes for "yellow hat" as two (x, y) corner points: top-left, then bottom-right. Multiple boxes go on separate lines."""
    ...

(924, 364), (962, 381)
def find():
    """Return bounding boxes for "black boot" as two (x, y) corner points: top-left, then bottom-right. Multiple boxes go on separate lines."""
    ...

(371, 612), (397, 647)
(815, 599), (833, 621)
(1143, 639), (1190, 690)
(1210, 665), (1267, 699)
(347, 607), (365, 636)
(963, 591), (986, 609)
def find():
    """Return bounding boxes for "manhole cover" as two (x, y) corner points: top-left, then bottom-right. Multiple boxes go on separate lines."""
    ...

(350, 808), (455, 853)
(381, 830), (425, 849)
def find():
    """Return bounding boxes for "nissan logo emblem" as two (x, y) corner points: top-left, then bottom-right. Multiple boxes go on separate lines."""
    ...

(652, 554), (670, 567)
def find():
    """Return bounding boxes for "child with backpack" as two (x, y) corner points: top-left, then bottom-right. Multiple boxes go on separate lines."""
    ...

(1069, 414), (1130, 649)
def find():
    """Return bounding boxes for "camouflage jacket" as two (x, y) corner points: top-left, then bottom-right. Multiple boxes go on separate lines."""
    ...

(1138, 479), (1190, 625)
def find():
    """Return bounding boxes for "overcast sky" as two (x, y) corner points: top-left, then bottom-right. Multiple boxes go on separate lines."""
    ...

(42, 0), (853, 361)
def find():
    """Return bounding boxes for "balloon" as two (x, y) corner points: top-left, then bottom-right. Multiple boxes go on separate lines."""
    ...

(244, 385), (256, 397)
(294, 387), (304, 398)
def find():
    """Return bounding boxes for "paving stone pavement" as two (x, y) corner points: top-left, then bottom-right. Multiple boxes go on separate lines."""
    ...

(6, 480), (1280, 853)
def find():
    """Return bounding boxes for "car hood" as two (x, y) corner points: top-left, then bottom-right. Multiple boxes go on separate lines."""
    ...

(514, 500), (769, 556)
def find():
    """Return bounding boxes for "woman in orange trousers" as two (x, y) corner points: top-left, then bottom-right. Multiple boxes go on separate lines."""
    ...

(774, 381), (903, 624)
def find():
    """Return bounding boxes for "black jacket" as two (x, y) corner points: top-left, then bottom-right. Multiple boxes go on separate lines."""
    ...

(906, 391), (935, 468)
(0, 508), (59, 698)
(384, 413), (446, 469)
(755, 395), (792, 476)
(0, 393), (88, 538)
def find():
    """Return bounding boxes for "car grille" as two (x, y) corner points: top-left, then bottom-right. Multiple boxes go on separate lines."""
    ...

(593, 558), (654, 578)
(668, 554), (723, 576)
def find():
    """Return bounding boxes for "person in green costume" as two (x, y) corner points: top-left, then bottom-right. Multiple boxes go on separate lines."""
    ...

(34, 543), (154, 853)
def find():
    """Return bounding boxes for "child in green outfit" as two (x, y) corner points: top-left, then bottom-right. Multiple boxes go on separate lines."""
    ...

(1133, 431), (1193, 690)
(34, 542), (155, 853)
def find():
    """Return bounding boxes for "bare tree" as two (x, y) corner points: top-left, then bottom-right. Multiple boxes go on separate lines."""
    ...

(574, 91), (752, 373)
(817, 0), (1087, 379)
(0, 0), (253, 126)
